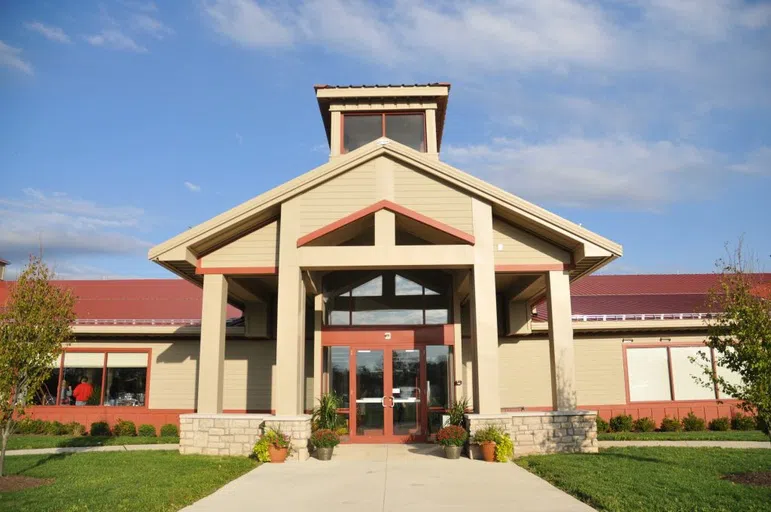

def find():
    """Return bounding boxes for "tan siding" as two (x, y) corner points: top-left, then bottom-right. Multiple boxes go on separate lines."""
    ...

(498, 338), (552, 407)
(201, 220), (279, 268)
(62, 339), (276, 412)
(574, 338), (626, 405)
(393, 161), (474, 235)
(492, 218), (571, 265)
(297, 162), (378, 237)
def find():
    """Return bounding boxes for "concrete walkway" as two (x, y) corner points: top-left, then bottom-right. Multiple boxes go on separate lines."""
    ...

(599, 440), (771, 449)
(5, 443), (179, 456)
(184, 444), (593, 512)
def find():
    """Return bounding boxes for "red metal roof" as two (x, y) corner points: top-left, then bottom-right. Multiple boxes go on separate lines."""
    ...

(0, 279), (240, 321)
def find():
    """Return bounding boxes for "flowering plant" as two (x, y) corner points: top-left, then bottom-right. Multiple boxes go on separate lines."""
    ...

(311, 428), (341, 448)
(436, 425), (468, 447)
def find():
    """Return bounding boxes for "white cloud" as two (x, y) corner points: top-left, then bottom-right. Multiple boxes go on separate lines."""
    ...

(445, 136), (726, 208)
(131, 13), (174, 39)
(184, 181), (201, 192)
(0, 40), (33, 75)
(85, 29), (147, 53)
(0, 189), (151, 263)
(25, 22), (72, 44)
(203, 0), (294, 46)
(729, 147), (771, 175)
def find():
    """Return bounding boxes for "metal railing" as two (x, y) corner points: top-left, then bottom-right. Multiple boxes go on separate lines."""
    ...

(73, 318), (202, 326)
(571, 312), (715, 322)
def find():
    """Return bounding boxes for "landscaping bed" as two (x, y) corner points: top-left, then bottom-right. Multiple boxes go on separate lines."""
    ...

(598, 430), (769, 442)
(516, 447), (771, 512)
(7, 435), (179, 450)
(0, 451), (258, 511)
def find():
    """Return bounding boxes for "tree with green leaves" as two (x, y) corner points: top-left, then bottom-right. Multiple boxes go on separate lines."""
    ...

(695, 244), (771, 441)
(0, 256), (75, 476)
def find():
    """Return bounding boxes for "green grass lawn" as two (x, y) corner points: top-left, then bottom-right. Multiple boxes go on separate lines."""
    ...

(516, 447), (771, 512)
(0, 451), (258, 512)
(598, 430), (770, 442)
(7, 435), (180, 450)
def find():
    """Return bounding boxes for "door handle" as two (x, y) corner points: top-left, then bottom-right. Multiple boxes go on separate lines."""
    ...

(381, 396), (387, 408)
(388, 396), (395, 408)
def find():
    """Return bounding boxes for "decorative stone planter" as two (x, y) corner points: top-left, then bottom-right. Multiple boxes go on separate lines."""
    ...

(315, 447), (334, 461)
(444, 445), (462, 459)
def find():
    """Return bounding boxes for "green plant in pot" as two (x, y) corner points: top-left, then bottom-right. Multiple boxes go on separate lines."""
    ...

(253, 427), (293, 463)
(472, 425), (513, 462)
(311, 392), (344, 431)
(436, 425), (468, 459)
(311, 429), (340, 461)
(447, 397), (470, 427)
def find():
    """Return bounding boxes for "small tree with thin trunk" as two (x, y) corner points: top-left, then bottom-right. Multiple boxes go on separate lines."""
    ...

(694, 243), (771, 441)
(0, 256), (75, 476)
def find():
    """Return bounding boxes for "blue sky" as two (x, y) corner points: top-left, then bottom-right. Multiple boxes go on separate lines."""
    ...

(1, 0), (769, 279)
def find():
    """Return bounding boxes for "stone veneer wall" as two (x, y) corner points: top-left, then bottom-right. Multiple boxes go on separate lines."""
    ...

(179, 413), (312, 461)
(465, 410), (598, 457)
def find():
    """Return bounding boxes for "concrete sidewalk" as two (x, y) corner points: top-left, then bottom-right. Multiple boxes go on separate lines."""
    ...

(184, 444), (593, 512)
(599, 440), (771, 449)
(5, 443), (179, 456)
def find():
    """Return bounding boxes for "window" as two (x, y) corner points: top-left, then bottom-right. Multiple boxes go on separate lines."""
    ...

(626, 345), (722, 402)
(324, 271), (451, 326)
(34, 350), (149, 407)
(342, 113), (426, 153)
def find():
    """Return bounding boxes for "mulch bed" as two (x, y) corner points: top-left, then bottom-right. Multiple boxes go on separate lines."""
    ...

(0, 476), (54, 493)
(722, 471), (771, 487)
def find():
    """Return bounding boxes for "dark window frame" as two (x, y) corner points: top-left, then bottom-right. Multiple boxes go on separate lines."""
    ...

(341, 111), (427, 154)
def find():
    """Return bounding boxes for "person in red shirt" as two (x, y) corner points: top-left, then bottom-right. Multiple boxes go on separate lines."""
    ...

(72, 377), (94, 406)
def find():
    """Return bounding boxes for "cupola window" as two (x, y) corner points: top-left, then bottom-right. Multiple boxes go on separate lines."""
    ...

(342, 113), (425, 153)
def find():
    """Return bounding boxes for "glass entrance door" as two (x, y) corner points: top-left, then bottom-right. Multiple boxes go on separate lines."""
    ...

(354, 349), (385, 437)
(391, 349), (421, 437)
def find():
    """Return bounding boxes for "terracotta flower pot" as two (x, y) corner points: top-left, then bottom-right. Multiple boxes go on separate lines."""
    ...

(479, 441), (496, 462)
(444, 445), (462, 459)
(268, 445), (289, 463)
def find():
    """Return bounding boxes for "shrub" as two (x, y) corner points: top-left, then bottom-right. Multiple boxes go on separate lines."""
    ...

(310, 429), (340, 448)
(472, 425), (513, 462)
(90, 421), (111, 436)
(252, 428), (292, 463)
(138, 424), (157, 437)
(159, 423), (179, 437)
(609, 414), (634, 432)
(436, 425), (468, 447)
(660, 416), (682, 432)
(112, 419), (137, 437)
(45, 420), (68, 436)
(595, 416), (610, 433)
(632, 417), (656, 432)
(732, 413), (757, 431)
(15, 418), (47, 435)
(758, 416), (769, 435)
(682, 412), (706, 431)
(709, 417), (731, 431)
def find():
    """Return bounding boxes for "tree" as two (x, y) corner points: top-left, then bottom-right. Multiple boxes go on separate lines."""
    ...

(696, 243), (771, 440)
(0, 256), (75, 476)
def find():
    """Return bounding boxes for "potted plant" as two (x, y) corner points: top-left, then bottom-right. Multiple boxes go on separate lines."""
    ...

(473, 425), (503, 462)
(252, 427), (293, 463)
(311, 392), (344, 431)
(436, 425), (468, 459)
(311, 429), (340, 460)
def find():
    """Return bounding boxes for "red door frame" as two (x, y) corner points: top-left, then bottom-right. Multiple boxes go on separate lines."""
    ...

(322, 326), (453, 444)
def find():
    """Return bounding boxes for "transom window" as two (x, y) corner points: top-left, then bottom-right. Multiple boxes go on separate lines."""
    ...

(324, 270), (451, 326)
(342, 113), (425, 153)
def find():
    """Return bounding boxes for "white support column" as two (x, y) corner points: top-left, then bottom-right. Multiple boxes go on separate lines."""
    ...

(275, 199), (307, 415)
(374, 210), (395, 246)
(470, 198), (501, 414)
(546, 270), (578, 411)
(198, 274), (228, 414)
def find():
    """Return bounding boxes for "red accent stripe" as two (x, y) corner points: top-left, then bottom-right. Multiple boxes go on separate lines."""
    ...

(297, 199), (476, 247)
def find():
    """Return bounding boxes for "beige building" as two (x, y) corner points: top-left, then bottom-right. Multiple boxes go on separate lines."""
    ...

(17, 84), (754, 459)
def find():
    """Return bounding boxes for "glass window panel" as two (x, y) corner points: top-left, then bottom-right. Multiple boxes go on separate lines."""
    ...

(343, 115), (382, 152)
(64, 367), (104, 406)
(32, 369), (60, 406)
(715, 347), (743, 398)
(670, 347), (715, 400)
(425, 309), (449, 324)
(328, 310), (350, 326)
(627, 348), (671, 402)
(352, 309), (423, 325)
(426, 346), (451, 409)
(351, 276), (382, 297)
(395, 274), (423, 296)
(385, 114), (425, 151)
(105, 367), (147, 406)
(64, 352), (104, 368)
(355, 350), (383, 399)
(327, 346), (350, 408)
(107, 352), (148, 368)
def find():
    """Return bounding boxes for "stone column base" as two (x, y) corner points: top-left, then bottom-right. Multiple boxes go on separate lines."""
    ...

(465, 410), (598, 458)
(179, 413), (312, 461)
